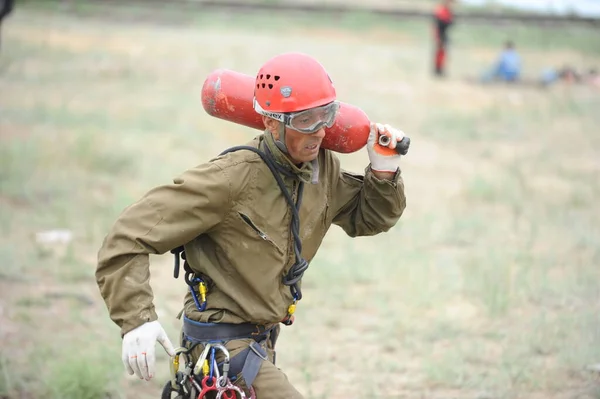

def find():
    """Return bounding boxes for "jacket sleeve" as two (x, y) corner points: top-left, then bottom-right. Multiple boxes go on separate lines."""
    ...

(96, 162), (231, 336)
(327, 152), (406, 237)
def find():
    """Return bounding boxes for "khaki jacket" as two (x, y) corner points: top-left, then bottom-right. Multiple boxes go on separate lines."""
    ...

(96, 134), (406, 336)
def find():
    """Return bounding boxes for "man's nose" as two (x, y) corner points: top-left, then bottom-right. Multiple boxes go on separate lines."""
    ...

(312, 127), (326, 139)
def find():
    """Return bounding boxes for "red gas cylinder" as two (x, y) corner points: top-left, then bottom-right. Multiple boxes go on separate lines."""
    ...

(201, 69), (371, 154)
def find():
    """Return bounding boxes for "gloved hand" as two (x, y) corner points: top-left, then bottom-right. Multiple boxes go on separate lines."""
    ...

(367, 122), (406, 173)
(121, 320), (176, 381)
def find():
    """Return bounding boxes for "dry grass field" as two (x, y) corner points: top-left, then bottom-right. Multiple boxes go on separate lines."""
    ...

(1, 2), (600, 398)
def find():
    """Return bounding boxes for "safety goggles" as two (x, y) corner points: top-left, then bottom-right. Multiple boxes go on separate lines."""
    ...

(254, 100), (340, 134)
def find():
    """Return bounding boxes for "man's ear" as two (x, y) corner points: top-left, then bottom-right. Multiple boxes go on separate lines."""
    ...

(262, 116), (281, 140)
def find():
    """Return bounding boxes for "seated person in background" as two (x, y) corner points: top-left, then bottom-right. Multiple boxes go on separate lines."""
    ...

(481, 41), (521, 83)
(539, 66), (600, 89)
(540, 65), (581, 86)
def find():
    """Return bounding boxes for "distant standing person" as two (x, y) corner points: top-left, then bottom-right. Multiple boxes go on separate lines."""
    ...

(0, 0), (14, 53)
(433, 0), (455, 77)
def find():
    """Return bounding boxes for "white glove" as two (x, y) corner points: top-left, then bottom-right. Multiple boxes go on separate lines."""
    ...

(367, 122), (405, 173)
(121, 320), (176, 381)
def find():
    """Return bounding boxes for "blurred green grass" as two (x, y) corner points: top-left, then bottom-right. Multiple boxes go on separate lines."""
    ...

(1, 2), (599, 399)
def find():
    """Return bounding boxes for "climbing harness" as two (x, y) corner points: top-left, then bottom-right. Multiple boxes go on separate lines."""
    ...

(165, 143), (311, 397)
(161, 343), (257, 399)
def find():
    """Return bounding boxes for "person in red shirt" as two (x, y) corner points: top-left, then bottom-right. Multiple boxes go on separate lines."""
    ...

(433, 0), (455, 77)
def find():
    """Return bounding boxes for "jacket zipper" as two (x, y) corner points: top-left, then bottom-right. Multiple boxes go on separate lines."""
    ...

(238, 212), (268, 240)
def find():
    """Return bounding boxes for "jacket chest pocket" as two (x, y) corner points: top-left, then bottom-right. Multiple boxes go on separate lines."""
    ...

(237, 212), (285, 255)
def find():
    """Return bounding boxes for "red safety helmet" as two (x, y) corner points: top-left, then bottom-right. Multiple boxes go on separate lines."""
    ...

(253, 52), (337, 114)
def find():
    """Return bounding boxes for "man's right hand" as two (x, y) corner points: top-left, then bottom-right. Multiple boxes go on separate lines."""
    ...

(367, 122), (406, 175)
(121, 320), (176, 381)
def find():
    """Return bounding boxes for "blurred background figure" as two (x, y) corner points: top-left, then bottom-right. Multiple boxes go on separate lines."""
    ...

(433, 0), (455, 77)
(481, 40), (522, 83)
(0, 0), (14, 53)
(540, 64), (581, 86)
(540, 65), (600, 88)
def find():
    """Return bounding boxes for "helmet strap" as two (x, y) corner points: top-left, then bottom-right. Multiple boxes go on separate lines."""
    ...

(274, 122), (289, 154)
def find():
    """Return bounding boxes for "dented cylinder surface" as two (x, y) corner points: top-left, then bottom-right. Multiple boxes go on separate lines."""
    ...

(201, 69), (371, 154)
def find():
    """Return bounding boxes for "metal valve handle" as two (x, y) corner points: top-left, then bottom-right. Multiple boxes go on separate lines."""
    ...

(378, 135), (411, 155)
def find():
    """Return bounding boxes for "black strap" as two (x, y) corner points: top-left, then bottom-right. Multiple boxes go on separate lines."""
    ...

(170, 246), (184, 278)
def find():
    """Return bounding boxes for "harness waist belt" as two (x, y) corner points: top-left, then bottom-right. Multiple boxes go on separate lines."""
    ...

(183, 315), (273, 342)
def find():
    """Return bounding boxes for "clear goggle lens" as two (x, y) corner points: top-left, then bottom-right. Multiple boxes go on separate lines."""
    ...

(287, 101), (340, 134)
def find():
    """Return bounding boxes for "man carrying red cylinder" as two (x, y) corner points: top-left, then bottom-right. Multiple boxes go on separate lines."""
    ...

(96, 52), (410, 398)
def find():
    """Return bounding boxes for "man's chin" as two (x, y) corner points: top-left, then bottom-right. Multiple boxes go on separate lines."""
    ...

(290, 146), (321, 164)
(304, 152), (320, 163)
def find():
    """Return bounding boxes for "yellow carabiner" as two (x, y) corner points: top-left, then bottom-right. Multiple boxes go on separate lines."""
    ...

(287, 302), (296, 316)
(169, 347), (187, 389)
(287, 297), (298, 316)
(192, 343), (213, 376)
(199, 282), (208, 303)
(202, 359), (209, 376)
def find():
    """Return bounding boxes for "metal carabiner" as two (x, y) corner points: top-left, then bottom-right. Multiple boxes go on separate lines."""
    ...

(193, 343), (213, 376)
(210, 343), (231, 385)
(169, 347), (190, 389)
(215, 381), (246, 399)
(188, 374), (202, 399)
(186, 273), (208, 312)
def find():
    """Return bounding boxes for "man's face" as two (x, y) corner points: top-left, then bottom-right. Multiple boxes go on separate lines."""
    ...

(281, 124), (326, 164)
(263, 116), (326, 164)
